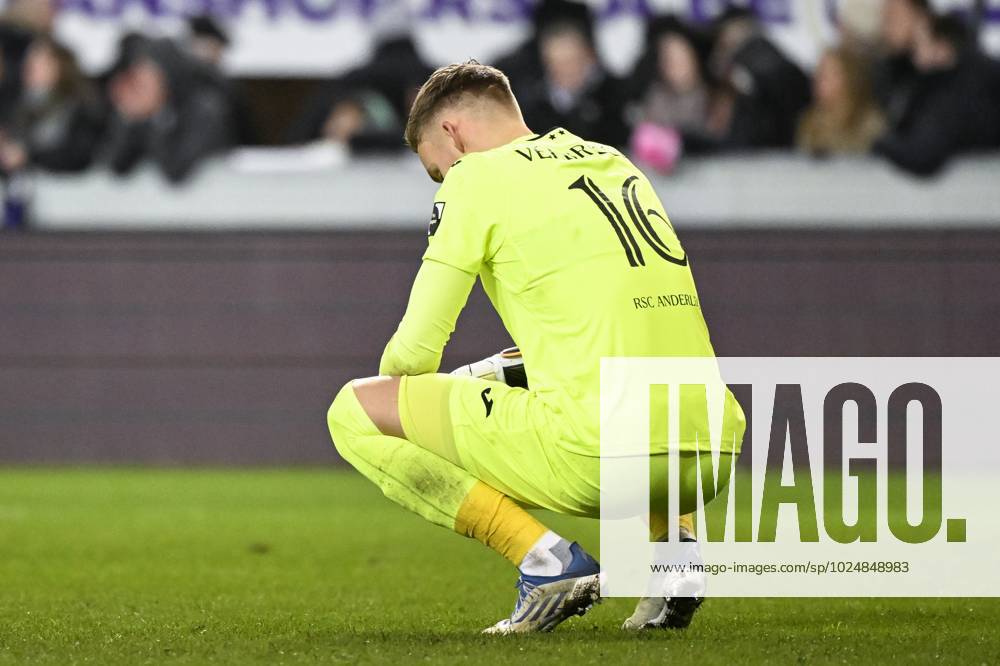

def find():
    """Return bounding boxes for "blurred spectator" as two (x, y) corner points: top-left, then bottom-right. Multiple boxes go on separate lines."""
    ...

(285, 0), (429, 152)
(0, 0), (45, 124)
(873, 13), (1000, 176)
(0, 0), (57, 229)
(630, 17), (714, 137)
(706, 8), (811, 149)
(101, 32), (148, 82)
(0, 36), (104, 174)
(628, 17), (717, 170)
(837, 0), (885, 51)
(0, 0), (56, 36)
(516, 19), (628, 147)
(495, 0), (590, 99)
(103, 38), (236, 183)
(0, 34), (25, 124)
(797, 47), (885, 156)
(188, 16), (228, 66)
(316, 91), (400, 147)
(185, 16), (257, 145)
(873, 0), (930, 130)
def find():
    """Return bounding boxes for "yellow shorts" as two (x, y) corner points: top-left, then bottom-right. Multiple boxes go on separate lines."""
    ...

(397, 373), (734, 520)
(398, 373), (598, 516)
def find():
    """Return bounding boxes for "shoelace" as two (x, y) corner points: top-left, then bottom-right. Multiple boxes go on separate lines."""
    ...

(511, 577), (538, 616)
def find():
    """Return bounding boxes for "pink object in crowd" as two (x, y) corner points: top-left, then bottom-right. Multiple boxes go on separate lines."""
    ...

(631, 122), (683, 173)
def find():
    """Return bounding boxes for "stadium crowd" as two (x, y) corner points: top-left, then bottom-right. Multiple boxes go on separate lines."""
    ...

(1, 0), (999, 224)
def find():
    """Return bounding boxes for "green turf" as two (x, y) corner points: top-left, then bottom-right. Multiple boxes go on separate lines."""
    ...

(0, 469), (996, 664)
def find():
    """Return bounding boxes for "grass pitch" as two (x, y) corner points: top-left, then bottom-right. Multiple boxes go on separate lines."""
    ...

(0, 468), (996, 664)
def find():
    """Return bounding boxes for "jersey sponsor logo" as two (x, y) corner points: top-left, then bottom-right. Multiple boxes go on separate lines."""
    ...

(481, 387), (494, 417)
(428, 202), (445, 237)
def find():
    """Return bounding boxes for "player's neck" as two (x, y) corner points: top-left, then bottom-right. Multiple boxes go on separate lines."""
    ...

(464, 118), (534, 153)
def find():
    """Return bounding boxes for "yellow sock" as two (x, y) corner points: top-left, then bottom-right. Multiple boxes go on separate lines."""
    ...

(678, 513), (696, 539)
(650, 512), (697, 542)
(455, 481), (548, 566)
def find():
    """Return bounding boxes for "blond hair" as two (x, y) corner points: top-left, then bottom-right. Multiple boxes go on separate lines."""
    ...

(404, 60), (516, 150)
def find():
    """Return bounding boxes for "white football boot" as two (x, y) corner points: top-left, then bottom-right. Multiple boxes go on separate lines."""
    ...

(622, 535), (706, 630)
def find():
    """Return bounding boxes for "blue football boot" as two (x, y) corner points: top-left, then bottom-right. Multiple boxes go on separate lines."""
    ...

(483, 542), (602, 634)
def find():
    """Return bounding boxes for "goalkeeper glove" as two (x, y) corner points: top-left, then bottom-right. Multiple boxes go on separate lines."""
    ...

(451, 346), (528, 389)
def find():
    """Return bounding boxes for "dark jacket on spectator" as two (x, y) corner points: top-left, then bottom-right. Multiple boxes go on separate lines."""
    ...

(723, 35), (811, 148)
(518, 70), (630, 148)
(0, 23), (32, 124)
(873, 53), (920, 131)
(873, 52), (1000, 176)
(104, 39), (235, 183)
(7, 87), (104, 172)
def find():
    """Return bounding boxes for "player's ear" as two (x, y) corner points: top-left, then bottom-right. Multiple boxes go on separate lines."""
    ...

(441, 120), (466, 154)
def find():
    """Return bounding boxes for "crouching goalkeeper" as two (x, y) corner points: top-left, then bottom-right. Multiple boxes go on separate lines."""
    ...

(327, 61), (745, 634)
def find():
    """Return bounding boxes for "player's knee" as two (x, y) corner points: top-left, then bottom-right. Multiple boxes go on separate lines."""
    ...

(327, 380), (376, 464)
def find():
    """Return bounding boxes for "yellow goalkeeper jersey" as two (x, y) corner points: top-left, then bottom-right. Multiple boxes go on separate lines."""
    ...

(420, 128), (744, 456)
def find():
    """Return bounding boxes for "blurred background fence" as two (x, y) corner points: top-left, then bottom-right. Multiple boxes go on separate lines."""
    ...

(4, 221), (998, 464)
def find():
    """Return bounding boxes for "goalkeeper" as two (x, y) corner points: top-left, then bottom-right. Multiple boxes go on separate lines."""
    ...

(326, 61), (745, 634)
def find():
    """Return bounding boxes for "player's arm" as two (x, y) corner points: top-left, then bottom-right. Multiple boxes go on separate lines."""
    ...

(380, 157), (500, 375)
(379, 259), (476, 376)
